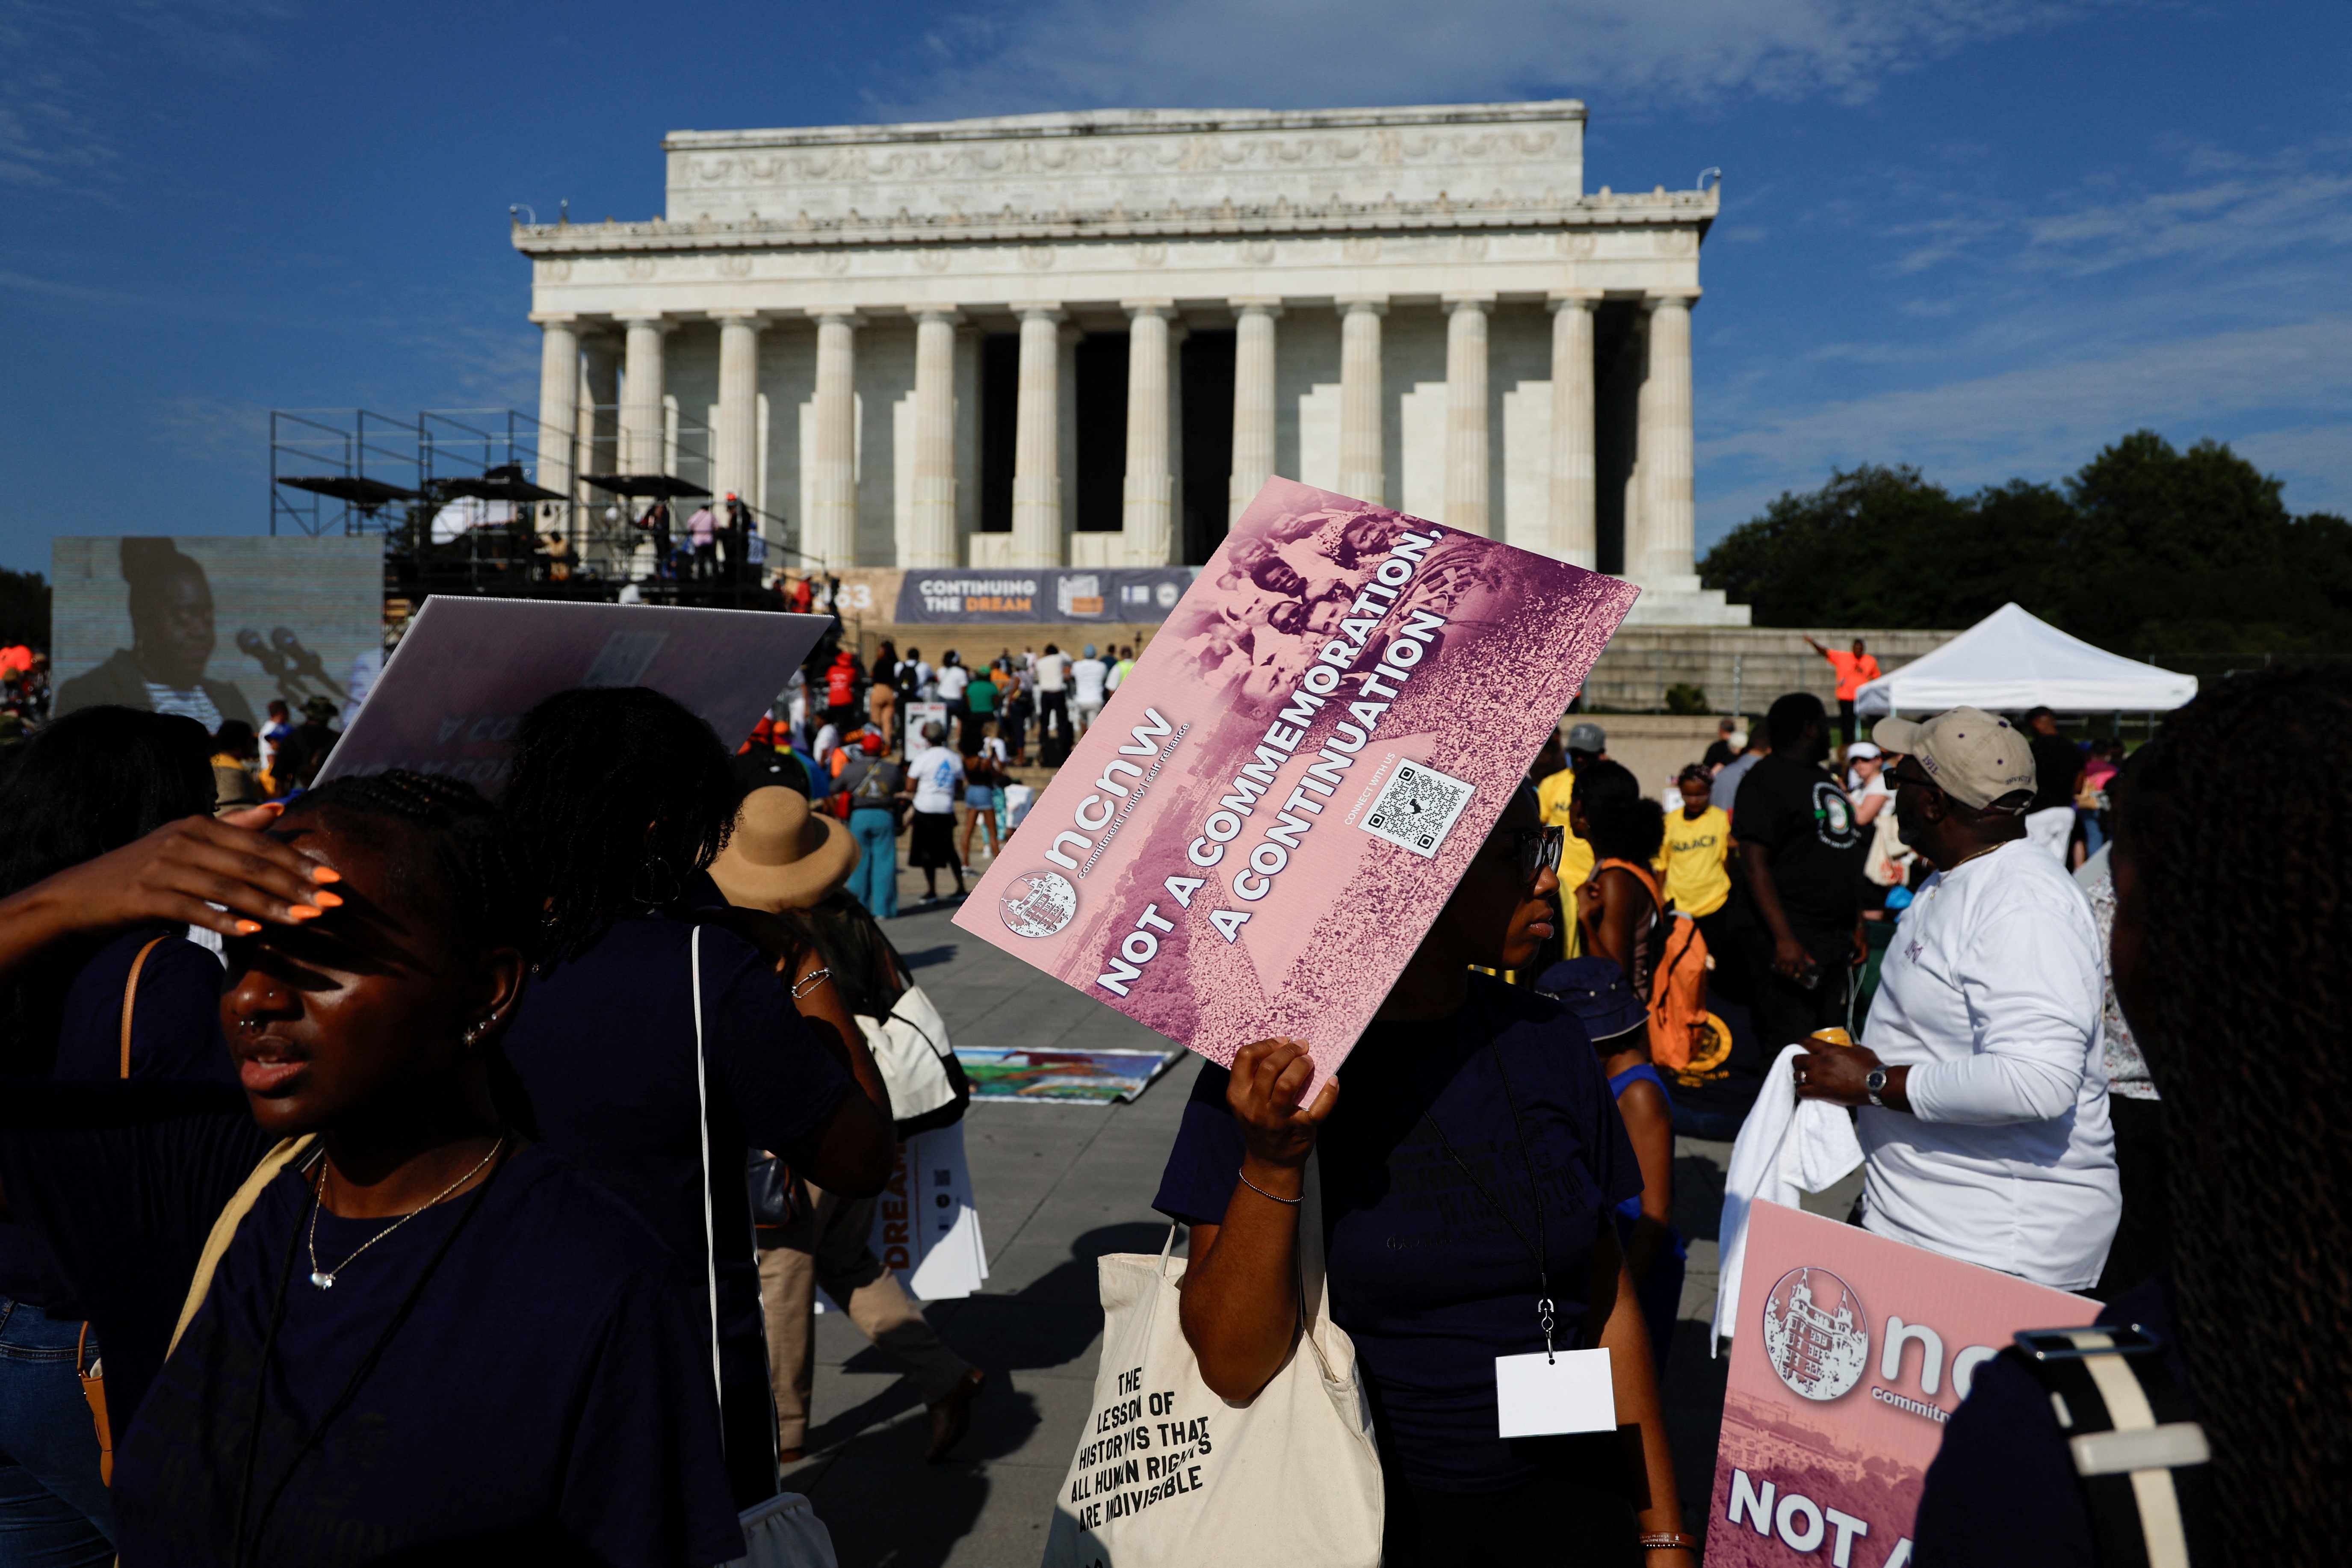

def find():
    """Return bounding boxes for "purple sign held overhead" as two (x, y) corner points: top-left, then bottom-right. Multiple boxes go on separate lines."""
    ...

(316, 599), (830, 797)
(954, 478), (1638, 1088)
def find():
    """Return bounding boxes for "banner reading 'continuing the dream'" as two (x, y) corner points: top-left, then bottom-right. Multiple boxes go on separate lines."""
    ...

(953, 477), (1638, 1081)
(893, 567), (1197, 624)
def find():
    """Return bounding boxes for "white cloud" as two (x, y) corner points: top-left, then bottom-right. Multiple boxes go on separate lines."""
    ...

(1696, 314), (2352, 531)
(875, 0), (2122, 121)
(0, 0), (290, 195)
(1878, 137), (2352, 286)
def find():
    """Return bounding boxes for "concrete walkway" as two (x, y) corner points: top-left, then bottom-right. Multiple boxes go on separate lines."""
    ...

(781, 900), (1845, 1565)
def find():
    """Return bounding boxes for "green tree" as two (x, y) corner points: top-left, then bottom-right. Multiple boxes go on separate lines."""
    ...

(1698, 431), (2352, 658)
(1696, 464), (1968, 629)
(2052, 432), (2350, 656)
(0, 567), (48, 649)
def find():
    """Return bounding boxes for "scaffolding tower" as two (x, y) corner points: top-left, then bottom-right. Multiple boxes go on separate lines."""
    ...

(268, 406), (811, 614)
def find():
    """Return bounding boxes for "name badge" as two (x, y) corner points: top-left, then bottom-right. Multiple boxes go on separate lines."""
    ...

(1495, 1348), (1616, 1438)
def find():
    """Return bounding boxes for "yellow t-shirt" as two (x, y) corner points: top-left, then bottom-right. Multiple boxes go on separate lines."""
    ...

(1536, 768), (1593, 891)
(1662, 804), (1733, 918)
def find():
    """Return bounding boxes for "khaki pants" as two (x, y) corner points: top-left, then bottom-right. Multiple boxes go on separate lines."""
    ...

(758, 1182), (973, 1450)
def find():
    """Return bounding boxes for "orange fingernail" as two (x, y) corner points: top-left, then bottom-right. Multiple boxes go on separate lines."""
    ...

(310, 891), (344, 908)
(310, 866), (342, 884)
(288, 906), (322, 921)
(234, 919), (262, 936)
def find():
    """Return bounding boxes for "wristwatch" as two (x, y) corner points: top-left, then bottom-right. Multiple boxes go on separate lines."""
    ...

(1864, 1067), (1891, 1108)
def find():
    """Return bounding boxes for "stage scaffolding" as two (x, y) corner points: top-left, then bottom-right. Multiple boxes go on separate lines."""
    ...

(268, 406), (812, 614)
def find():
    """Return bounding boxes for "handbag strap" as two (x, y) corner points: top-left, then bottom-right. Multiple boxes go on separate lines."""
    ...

(119, 936), (165, 1079)
(687, 926), (722, 1398)
(168, 1135), (318, 1358)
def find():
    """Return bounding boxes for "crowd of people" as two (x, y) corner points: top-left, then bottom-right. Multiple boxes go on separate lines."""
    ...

(0, 685), (930, 1565)
(0, 614), (2340, 1566)
(744, 637), (1144, 914)
(1493, 660), (2346, 1564)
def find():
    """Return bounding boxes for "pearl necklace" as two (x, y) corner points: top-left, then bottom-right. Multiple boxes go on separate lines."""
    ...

(307, 1138), (505, 1290)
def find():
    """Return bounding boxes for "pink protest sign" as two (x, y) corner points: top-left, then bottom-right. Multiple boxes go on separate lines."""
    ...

(952, 477), (1637, 1080)
(316, 598), (830, 797)
(1708, 1202), (2097, 1566)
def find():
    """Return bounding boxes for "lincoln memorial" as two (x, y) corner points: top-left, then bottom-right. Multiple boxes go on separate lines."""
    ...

(516, 99), (1747, 624)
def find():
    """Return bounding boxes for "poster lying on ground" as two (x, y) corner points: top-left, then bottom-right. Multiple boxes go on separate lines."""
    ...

(957, 1046), (1189, 1104)
(850, 1122), (987, 1303)
(1708, 1202), (2096, 1567)
(952, 477), (1638, 1081)
(50, 536), (382, 729)
(316, 598), (830, 796)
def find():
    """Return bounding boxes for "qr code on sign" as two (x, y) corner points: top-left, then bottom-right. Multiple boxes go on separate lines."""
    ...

(1359, 761), (1477, 859)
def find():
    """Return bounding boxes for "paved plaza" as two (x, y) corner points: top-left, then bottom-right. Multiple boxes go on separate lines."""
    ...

(785, 899), (1859, 1565)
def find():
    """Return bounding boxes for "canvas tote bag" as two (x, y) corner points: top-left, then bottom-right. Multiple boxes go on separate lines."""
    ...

(856, 983), (968, 1137)
(1040, 1159), (1383, 1568)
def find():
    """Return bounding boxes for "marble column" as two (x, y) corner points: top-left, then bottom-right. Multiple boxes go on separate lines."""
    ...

(1228, 298), (1281, 524)
(532, 316), (578, 520)
(1337, 296), (1386, 506)
(1122, 301), (1176, 566)
(1548, 292), (1599, 569)
(1641, 292), (1699, 588)
(574, 334), (619, 568)
(710, 310), (764, 516)
(581, 335), (618, 480)
(805, 310), (863, 569)
(1010, 304), (1065, 568)
(1442, 295), (1493, 536)
(907, 309), (961, 569)
(618, 316), (671, 476)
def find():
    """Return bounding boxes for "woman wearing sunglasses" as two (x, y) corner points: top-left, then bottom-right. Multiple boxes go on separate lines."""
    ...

(1153, 785), (1695, 1567)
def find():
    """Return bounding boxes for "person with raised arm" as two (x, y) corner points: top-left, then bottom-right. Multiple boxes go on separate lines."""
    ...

(0, 773), (743, 1565)
(1153, 787), (1694, 1567)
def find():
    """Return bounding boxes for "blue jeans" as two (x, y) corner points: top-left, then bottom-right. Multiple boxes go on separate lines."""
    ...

(848, 808), (899, 918)
(0, 1297), (114, 1566)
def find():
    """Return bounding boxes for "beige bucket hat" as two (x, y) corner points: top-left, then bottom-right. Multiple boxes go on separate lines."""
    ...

(708, 786), (861, 911)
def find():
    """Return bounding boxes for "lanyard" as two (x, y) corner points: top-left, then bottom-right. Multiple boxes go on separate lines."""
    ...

(1416, 1014), (1559, 1358)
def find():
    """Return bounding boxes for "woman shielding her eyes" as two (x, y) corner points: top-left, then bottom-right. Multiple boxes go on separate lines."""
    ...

(0, 772), (743, 1567)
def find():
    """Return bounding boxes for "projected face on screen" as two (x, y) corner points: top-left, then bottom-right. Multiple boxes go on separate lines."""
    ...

(50, 535), (382, 737)
(51, 538), (257, 730)
(127, 545), (216, 688)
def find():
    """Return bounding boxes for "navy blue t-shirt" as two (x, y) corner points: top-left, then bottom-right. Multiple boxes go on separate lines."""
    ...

(0, 926), (236, 1315)
(121, 1144), (742, 1567)
(0, 1096), (742, 1566)
(1152, 976), (1642, 1492)
(504, 896), (851, 1388)
(1914, 1273), (2192, 1568)
(55, 925), (236, 1084)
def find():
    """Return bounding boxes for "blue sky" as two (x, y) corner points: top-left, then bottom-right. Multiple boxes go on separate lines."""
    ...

(3, 0), (2346, 574)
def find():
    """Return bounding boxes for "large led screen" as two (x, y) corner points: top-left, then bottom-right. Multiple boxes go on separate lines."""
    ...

(50, 536), (384, 729)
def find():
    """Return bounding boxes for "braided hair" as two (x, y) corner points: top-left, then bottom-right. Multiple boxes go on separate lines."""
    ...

(500, 686), (740, 964)
(2114, 665), (2350, 1563)
(278, 771), (533, 963)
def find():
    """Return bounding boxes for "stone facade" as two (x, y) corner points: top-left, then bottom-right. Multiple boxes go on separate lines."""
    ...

(517, 100), (1747, 625)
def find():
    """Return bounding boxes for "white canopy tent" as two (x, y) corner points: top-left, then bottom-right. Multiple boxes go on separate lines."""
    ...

(1855, 602), (2197, 716)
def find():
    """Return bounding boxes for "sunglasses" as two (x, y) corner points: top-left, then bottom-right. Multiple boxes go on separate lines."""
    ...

(1889, 760), (1939, 794)
(1497, 825), (1564, 884)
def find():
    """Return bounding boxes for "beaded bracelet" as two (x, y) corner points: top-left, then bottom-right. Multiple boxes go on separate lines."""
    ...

(1236, 1166), (1303, 1205)
(1637, 1532), (1700, 1553)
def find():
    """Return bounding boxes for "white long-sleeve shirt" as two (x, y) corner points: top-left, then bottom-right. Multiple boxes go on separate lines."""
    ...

(1859, 838), (2119, 1289)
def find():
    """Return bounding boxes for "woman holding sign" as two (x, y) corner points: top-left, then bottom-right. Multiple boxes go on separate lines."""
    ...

(1153, 786), (1696, 1566)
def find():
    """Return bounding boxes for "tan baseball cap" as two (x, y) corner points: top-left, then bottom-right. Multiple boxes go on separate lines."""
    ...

(1871, 706), (2037, 812)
